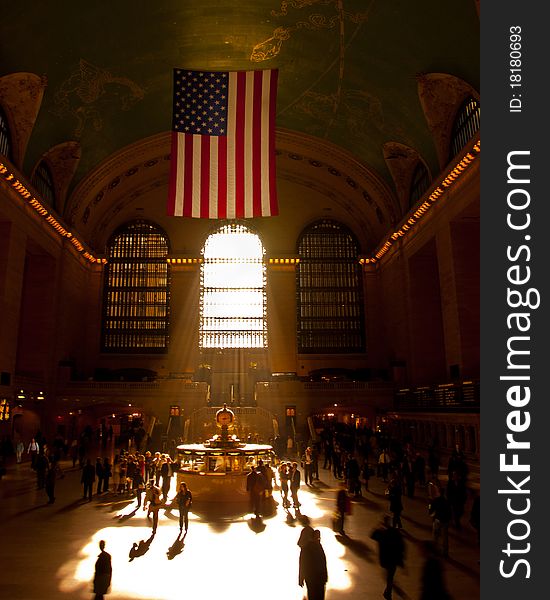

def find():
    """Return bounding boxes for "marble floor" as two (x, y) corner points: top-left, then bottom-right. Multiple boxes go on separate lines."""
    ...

(0, 452), (479, 600)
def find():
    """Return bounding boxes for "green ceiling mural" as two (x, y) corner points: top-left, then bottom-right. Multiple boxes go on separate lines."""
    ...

(0, 0), (479, 189)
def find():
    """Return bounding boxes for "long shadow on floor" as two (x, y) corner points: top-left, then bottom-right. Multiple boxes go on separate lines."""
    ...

(335, 533), (376, 563)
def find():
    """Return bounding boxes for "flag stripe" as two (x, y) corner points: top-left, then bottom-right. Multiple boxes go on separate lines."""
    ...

(244, 71), (255, 218)
(183, 134), (194, 217)
(252, 70), (263, 218)
(234, 72), (246, 219)
(218, 135), (227, 219)
(167, 68), (278, 218)
(226, 72), (237, 219)
(168, 132), (179, 216)
(268, 69), (278, 216)
(200, 135), (211, 218)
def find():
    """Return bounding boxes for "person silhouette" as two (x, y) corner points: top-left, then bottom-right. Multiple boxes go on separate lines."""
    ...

(93, 540), (112, 599)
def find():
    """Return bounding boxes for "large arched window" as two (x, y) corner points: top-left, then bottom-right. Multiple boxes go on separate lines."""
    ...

(409, 161), (431, 208)
(200, 222), (266, 349)
(449, 97), (480, 160)
(0, 106), (13, 161)
(31, 160), (56, 208)
(101, 220), (170, 353)
(297, 220), (365, 353)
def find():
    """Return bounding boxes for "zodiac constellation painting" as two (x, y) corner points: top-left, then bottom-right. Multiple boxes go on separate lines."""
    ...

(251, 1), (378, 140)
(52, 59), (145, 138)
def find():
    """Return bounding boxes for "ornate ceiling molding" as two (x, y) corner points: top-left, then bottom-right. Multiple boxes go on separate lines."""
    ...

(0, 72), (47, 170)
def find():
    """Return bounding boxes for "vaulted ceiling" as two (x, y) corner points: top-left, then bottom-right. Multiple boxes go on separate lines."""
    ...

(1, 1), (479, 252)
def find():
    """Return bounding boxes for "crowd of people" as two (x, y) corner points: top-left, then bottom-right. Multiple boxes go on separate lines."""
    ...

(3, 421), (479, 599)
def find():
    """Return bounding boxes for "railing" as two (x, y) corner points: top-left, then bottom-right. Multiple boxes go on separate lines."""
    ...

(394, 381), (479, 411)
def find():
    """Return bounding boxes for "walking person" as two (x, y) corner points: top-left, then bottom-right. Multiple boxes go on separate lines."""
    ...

(334, 482), (350, 535)
(299, 529), (328, 600)
(34, 449), (49, 490)
(289, 461), (301, 510)
(173, 481), (192, 533)
(428, 487), (452, 557)
(419, 541), (452, 600)
(386, 472), (403, 529)
(93, 540), (112, 600)
(16, 440), (24, 464)
(371, 515), (406, 600)
(146, 482), (163, 535)
(45, 463), (57, 504)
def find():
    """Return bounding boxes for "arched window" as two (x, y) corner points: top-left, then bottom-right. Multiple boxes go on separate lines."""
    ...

(449, 97), (480, 160)
(409, 162), (431, 208)
(297, 220), (365, 353)
(200, 222), (266, 349)
(31, 161), (56, 208)
(0, 106), (13, 161)
(101, 221), (170, 353)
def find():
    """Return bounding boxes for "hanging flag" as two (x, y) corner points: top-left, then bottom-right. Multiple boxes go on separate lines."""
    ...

(167, 68), (278, 219)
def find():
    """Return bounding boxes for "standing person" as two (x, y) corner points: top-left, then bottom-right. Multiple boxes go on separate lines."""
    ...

(27, 437), (39, 470)
(322, 436), (333, 470)
(173, 481), (192, 533)
(93, 540), (112, 600)
(153, 451), (163, 485)
(70, 439), (78, 467)
(289, 461), (301, 510)
(35, 450), (49, 490)
(378, 448), (390, 482)
(144, 450), (153, 483)
(386, 472), (403, 529)
(246, 465), (267, 518)
(95, 458), (104, 495)
(299, 529), (328, 600)
(101, 457), (112, 494)
(302, 446), (314, 486)
(345, 454), (361, 497)
(297, 516), (315, 549)
(447, 470), (467, 530)
(160, 455), (173, 500)
(361, 460), (371, 492)
(278, 462), (290, 508)
(370, 515), (406, 600)
(81, 459), (96, 501)
(134, 470), (145, 508)
(311, 444), (319, 481)
(146, 483), (163, 534)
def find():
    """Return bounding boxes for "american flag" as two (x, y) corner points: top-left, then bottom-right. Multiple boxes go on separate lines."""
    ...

(167, 68), (279, 219)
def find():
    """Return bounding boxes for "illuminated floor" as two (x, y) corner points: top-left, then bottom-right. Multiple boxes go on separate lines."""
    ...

(0, 456), (479, 599)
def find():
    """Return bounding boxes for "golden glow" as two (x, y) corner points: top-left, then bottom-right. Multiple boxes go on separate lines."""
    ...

(200, 225), (267, 349)
(368, 138), (480, 264)
(57, 484), (352, 599)
(0, 161), (105, 264)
